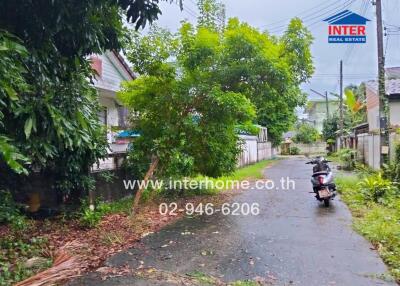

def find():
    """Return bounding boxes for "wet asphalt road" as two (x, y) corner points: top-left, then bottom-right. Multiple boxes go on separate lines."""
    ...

(70, 157), (395, 286)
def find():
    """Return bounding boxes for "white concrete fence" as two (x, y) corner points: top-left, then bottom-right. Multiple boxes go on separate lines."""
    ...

(291, 142), (327, 155)
(237, 135), (276, 167)
(354, 132), (400, 170)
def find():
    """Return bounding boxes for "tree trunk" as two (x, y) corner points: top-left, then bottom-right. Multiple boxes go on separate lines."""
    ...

(131, 156), (159, 214)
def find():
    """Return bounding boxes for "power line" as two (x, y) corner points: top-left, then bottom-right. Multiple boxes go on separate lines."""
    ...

(179, 2), (197, 19)
(267, 0), (355, 32)
(260, 0), (339, 28)
(184, 2), (199, 17)
(343, 0), (369, 64)
(268, 0), (357, 34)
(305, 0), (358, 30)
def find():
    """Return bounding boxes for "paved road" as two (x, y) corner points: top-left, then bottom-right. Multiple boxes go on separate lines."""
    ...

(70, 157), (395, 286)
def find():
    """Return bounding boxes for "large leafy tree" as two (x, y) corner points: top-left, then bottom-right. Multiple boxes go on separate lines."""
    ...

(121, 0), (314, 210)
(0, 0), (179, 198)
(121, 22), (256, 211)
(215, 17), (313, 145)
(293, 123), (319, 144)
(323, 84), (366, 142)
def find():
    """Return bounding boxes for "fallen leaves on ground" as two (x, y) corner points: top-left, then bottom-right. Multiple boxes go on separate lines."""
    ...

(3, 193), (234, 285)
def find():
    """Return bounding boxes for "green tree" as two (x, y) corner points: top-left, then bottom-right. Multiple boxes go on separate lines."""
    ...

(197, 0), (226, 31)
(293, 123), (319, 144)
(121, 6), (314, 209)
(0, 0), (180, 198)
(121, 23), (256, 211)
(215, 18), (312, 145)
(0, 33), (30, 174)
(344, 87), (366, 125)
(322, 114), (339, 141)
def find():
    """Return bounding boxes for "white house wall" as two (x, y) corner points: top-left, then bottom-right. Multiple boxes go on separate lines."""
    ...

(99, 95), (119, 127)
(93, 52), (131, 93)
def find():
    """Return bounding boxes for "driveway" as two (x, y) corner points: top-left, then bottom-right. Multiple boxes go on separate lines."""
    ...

(69, 157), (395, 286)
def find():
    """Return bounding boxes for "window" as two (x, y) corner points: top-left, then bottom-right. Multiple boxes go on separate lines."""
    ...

(98, 107), (107, 126)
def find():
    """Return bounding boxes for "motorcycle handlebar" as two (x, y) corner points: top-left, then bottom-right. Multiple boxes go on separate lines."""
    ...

(306, 160), (331, 164)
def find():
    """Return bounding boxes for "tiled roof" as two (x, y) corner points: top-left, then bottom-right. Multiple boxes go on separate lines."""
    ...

(365, 79), (400, 95)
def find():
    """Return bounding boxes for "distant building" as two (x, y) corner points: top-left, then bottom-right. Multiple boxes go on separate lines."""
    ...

(303, 99), (340, 133)
(366, 79), (400, 131)
(90, 51), (136, 170)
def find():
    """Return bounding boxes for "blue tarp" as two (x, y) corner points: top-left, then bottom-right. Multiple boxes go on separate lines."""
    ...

(116, 130), (141, 138)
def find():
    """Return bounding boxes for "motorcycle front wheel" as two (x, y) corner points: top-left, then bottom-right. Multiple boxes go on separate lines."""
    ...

(323, 199), (330, 207)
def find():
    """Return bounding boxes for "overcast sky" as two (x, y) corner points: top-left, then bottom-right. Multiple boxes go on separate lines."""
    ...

(146, 0), (400, 100)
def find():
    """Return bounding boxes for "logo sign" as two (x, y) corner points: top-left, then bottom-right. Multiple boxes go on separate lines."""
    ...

(323, 10), (370, 43)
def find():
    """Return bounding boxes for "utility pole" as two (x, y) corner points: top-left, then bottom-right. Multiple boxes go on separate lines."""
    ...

(339, 60), (343, 149)
(376, 0), (388, 166)
(325, 91), (329, 117)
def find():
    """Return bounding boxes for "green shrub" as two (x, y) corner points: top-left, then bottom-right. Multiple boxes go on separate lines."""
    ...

(293, 123), (319, 144)
(289, 146), (300, 155)
(383, 144), (400, 183)
(0, 236), (50, 286)
(0, 190), (31, 232)
(338, 173), (400, 281)
(337, 148), (357, 170)
(355, 205), (400, 280)
(79, 200), (111, 228)
(358, 173), (398, 205)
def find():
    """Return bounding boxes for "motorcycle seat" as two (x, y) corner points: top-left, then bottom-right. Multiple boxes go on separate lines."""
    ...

(312, 171), (328, 177)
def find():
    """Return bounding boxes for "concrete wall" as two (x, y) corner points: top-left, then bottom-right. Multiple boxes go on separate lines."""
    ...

(389, 101), (400, 127)
(367, 105), (379, 131)
(238, 135), (258, 168)
(237, 135), (274, 168)
(355, 133), (380, 170)
(257, 142), (272, 161)
(356, 133), (369, 165)
(290, 142), (327, 155)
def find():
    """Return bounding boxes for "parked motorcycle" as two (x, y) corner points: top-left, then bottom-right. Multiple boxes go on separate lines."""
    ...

(306, 157), (336, 207)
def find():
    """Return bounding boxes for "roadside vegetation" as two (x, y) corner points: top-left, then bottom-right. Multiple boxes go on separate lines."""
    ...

(0, 159), (275, 286)
(120, 1), (313, 209)
(1, 0), (311, 284)
(292, 123), (320, 144)
(335, 147), (400, 282)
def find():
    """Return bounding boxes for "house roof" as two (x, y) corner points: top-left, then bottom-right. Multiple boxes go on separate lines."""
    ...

(365, 79), (400, 96)
(386, 67), (400, 79)
(112, 51), (136, 80)
(323, 10), (370, 25)
(282, 131), (296, 139)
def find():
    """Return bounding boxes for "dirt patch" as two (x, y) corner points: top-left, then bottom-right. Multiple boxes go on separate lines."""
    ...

(4, 192), (236, 285)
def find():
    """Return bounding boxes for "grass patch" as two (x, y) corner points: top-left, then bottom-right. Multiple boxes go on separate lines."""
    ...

(336, 174), (400, 282)
(186, 271), (217, 285)
(227, 159), (276, 180)
(106, 196), (133, 215)
(0, 233), (51, 286)
(192, 159), (276, 194)
(80, 159), (277, 224)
